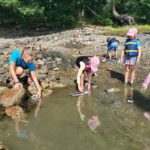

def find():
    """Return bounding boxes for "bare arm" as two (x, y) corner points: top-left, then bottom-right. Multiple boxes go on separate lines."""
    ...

(77, 62), (85, 84)
(10, 62), (19, 83)
(120, 46), (125, 62)
(30, 71), (42, 98)
(87, 71), (92, 91)
(137, 46), (141, 62)
(9, 62), (23, 89)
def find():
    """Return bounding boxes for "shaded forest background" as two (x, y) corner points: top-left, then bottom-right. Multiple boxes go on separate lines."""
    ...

(0, 0), (149, 29)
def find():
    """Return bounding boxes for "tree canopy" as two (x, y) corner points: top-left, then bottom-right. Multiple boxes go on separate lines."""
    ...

(0, 0), (149, 29)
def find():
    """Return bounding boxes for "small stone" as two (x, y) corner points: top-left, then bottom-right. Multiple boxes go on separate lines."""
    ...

(36, 54), (43, 59)
(53, 67), (60, 71)
(37, 69), (48, 74)
(41, 81), (49, 89)
(37, 59), (45, 65)
(42, 89), (53, 97)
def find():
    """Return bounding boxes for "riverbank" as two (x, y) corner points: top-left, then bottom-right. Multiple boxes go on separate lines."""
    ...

(0, 25), (150, 88)
(0, 25), (149, 104)
(0, 25), (150, 149)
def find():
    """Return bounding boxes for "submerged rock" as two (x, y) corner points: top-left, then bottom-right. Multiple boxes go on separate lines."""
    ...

(5, 106), (24, 121)
(105, 88), (121, 93)
(42, 89), (53, 97)
(48, 82), (66, 88)
(0, 141), (9, 150)
(28, 85), (53, 98)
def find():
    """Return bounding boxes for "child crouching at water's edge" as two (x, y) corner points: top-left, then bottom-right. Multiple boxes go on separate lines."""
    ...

(107, 37), (119, 61)
(8, 46), (42, 98)
(75, 56), (100, 92)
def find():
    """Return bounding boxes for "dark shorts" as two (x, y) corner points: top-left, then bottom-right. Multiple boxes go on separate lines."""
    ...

(17, 74), (29, 85)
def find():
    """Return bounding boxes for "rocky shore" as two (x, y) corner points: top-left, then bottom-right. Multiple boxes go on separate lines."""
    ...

(0, 25), (150, 118)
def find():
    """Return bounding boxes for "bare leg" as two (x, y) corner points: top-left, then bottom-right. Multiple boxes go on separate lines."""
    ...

(124, 66), (129, 83)
(108, 51), (112, 60)
(114, 49), (117, 59)
(15, 66), (24, 75)
(10, 66), (24, 84)
(130, 66), (136, 84)
(80, 73), (84, 91)
(87, 71), (92, 91)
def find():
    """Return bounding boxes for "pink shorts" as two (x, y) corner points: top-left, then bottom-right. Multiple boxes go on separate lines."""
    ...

(124, 57), (137, 66)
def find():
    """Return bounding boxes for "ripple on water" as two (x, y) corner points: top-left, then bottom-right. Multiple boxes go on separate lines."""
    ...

(0, 122), (8, 134)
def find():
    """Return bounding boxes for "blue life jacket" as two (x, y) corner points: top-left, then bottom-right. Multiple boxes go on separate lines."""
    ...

(124, 38), (138, 58)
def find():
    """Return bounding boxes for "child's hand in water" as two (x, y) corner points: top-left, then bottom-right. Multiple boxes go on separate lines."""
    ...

(78, 86), (84, 92)
(87, 84), (91, 92)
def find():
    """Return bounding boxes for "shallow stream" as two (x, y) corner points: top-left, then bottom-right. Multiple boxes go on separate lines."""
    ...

(0, 86), (150, 150)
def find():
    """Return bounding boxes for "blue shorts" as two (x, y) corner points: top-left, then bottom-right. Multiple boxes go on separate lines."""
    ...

(108, 42), (119, 51)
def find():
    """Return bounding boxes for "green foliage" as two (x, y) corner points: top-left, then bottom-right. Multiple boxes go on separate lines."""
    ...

(91, 16), (113, 26)
(0, 0), (149, 29)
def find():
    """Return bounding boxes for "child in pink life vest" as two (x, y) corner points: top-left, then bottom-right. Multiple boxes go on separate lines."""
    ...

(75, 56), (100, 92)
(142, 72), (150, 90)
(120, 28), (141, 86)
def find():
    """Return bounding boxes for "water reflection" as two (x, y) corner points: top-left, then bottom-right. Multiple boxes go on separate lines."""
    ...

(124, 87), (134, 103)
(15, 119), (28, 138)
(15, 98), (43, 139)
(76, 94), (100, 133)
(77, 95), (85, 121)
(34, 98), (43, 118)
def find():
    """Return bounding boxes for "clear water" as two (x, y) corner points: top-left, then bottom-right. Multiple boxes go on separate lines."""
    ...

(0, 86), (150, 150)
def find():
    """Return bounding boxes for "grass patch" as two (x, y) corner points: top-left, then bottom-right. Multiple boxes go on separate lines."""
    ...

(104, 25), (150, 36)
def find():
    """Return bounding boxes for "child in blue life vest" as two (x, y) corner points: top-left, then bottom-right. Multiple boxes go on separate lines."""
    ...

(120, 28), (141, 86)
(106, 37), (119, 61)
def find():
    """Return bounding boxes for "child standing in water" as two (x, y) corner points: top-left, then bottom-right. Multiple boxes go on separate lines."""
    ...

(75, 56), (100, 92)
(107, 37), (119, 61)
(121, 28), (141, 86)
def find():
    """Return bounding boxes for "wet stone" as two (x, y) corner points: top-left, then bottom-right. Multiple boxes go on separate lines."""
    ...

(36, 54), (43, 59)
(0, 68), (6, 74)
(37, 69), (48, 74)
(0, 141), (9, 150)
